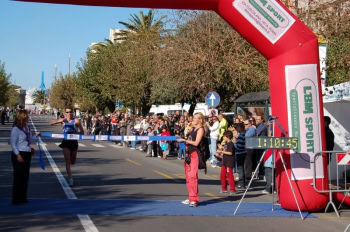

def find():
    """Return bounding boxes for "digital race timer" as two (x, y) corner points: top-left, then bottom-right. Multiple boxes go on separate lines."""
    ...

(245, 137), (298, 150)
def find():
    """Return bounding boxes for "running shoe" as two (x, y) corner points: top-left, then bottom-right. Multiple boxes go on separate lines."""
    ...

(219, 189), (228, 194)
(189, 202), (198, 207)
(181, 199), (190, 205)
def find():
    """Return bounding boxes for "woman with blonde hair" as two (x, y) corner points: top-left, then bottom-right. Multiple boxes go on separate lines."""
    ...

(10, 109), (36, 204)
(178, 112), (205, 207)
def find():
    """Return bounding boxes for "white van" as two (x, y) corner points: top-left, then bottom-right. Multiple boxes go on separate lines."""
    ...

(149, 103), (210, 116)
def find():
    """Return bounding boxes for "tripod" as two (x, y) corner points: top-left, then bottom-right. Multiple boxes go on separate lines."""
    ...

(233, 117), (305, 220)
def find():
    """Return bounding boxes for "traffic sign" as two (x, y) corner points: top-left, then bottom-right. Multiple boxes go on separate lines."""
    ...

(209, 109), (218, 117)
(205, 92), (220, 108)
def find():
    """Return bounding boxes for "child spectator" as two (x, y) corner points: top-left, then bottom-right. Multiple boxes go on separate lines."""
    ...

(216, 131), (236, 195)
(160, 126), (170, 160)
(234, 123), (247, 189)
(146, 127), (153, 157)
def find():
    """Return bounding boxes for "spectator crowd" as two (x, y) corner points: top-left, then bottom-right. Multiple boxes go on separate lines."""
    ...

(77, 110), (274, 194)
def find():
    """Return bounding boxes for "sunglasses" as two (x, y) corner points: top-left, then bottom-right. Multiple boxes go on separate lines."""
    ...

(66, 111), (72, 113)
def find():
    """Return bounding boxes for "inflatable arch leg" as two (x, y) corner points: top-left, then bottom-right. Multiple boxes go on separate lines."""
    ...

(17, 0), (339, 211)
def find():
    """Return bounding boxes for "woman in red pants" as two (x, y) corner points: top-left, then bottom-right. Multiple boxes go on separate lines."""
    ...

(178, 112), (205, 207)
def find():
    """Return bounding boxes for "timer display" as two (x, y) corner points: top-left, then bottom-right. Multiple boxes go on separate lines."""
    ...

(245, 137), (298, 150)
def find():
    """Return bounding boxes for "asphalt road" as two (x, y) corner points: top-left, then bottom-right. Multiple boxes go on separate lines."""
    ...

(0, 114), (349, 232)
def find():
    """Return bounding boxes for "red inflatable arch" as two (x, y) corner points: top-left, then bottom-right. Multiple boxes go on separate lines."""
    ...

(15, 0), (332, 211)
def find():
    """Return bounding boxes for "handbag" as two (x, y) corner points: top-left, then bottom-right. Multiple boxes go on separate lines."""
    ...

(185, 154), (191, 164)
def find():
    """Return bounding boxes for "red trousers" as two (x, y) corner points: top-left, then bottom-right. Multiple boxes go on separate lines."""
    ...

(220, 166), (236, 192)
(184, 151), (200, 202)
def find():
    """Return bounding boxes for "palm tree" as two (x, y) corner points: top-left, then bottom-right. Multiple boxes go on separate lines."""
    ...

(90, 39), (116, 55)
(116, 9), (167, 41)
(33, 90), (46, 104)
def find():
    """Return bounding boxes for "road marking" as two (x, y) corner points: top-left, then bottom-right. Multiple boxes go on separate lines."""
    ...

(209, 175), (219, 179)
(110, 144), (124, 149)
(29, 116), (99, 232)
(125, 158), (141, 166)
(153, 170), (180, 182)
(205, 192), (227, 201)
(55, 143), (61, 146)
(91, 144), (105, 148)
(78, 215), (99, 232)
(78, 143), (86, 147)
(173, 174), (185, 179)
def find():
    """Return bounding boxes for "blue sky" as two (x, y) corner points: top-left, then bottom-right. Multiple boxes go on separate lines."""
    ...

(0, 1), (162, 90)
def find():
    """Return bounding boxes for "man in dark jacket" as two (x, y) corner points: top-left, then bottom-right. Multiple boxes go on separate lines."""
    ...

(324, 116), (334, 165)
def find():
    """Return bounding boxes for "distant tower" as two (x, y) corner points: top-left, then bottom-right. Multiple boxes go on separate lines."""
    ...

(40, 71), (46, 92)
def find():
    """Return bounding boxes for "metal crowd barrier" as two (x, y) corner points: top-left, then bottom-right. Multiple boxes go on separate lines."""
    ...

(312, 151), (350, 217)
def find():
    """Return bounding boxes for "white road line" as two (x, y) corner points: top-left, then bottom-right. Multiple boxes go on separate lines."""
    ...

(78, 215), (99, 232)
(78, 143), (86, 147)
(29, 116), (99, 232)
(91, 144), (105, 148)
(55, 143), (61, 146)
(110, 144), (124, 149)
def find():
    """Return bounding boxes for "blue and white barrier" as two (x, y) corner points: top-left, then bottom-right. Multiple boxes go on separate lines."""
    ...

(37, 133), (186, 170)
(40, 133), (180, 142)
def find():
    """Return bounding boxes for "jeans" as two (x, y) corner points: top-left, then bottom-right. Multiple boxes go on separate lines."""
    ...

(236, 154), (246, 187)
(131, 141), (136, 148)
(147, 143), (152, 155)
(209, 137), (217, 162)
(244, 149), (254, 179)
(264, 167), (274, 192)
(178, 147), (185, 159)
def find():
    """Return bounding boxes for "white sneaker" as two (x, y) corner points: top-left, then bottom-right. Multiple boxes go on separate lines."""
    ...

(181, 199), (190, 205)
(130, 148), (136, 150)
(261, 190), (270, 194)
(189, 201), (198, 207)
(68, 178), (74, 187)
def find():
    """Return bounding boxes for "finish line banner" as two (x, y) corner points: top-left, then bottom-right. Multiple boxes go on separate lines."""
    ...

(39, 133), (179, 142)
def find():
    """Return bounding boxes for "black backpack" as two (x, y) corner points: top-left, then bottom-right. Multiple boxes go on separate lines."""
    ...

(198, 137), (210, 174)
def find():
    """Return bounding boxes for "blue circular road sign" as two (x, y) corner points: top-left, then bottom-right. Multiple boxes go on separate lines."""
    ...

(205, 92), (220, 108)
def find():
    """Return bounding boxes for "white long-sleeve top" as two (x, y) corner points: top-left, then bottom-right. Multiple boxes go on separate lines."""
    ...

(209, 121), (219, 138)
(10, 126), (32, 155)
